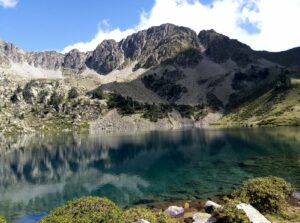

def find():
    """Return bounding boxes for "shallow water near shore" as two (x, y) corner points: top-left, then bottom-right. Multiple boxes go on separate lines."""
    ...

(0, 127), (300, 222)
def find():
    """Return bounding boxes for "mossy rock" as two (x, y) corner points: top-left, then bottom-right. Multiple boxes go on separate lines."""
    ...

(0, 216), (7, 223)
(39, 196), (124, 223)
(214, 199), (250, 223)
(234, 176), (294, 214)
(124, 207), (178, 223)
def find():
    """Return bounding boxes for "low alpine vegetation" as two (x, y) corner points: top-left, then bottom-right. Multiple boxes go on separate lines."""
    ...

(233, 176), (294, 214)
(39, 197), (124, 223)
(0, 216), (7, 223)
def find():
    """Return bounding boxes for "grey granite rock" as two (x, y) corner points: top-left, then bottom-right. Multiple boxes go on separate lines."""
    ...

(86, 39), (123, 74)
(63, 49), (87, 71)
(27, 51), (64, 70)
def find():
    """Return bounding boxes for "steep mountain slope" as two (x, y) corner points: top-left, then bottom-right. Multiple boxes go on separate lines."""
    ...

(216, 78), (300, 126)
(0, 23), (299, 134)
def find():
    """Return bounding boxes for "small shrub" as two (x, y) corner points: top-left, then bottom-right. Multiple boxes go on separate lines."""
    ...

(88, 87), (104, 100)
(156, 211), (179, 223)
(108, 94), (143, 115)
(68, 87), (79, 99)
(124, 208), (178, 223)
(0, 216), (7, 223)
(173, 104), (195, 118)
(10, 91), (19, 103)
(214, 199), (250, 223)
(39, 196), (124, 223)
(124, 208), (157, 223)
(38, 90), (49, 104)
(49, 92), (64, 111)
(233, 176), (294, 214)
(142, 103), (171, 122)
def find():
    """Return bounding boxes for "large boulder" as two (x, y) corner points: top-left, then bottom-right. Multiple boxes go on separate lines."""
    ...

(164, 206), (184, 217)
(192, 212), (216, 223)
(204, 201), (222, 214)
(237, 203), (271, 223)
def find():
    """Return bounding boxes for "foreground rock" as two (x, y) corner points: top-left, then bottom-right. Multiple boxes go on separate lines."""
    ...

(165, 206), (184, 217)
(237, 203), (271, 223)
(192, 212), (217, 223)
(134, 220), (150, 223)
(204, 200), (222, 213)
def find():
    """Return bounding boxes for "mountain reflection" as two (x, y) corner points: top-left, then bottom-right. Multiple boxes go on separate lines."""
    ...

(0, 128), (299, 221)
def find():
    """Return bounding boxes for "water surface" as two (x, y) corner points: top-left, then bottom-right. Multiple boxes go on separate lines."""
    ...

(0, 127), (300, 222)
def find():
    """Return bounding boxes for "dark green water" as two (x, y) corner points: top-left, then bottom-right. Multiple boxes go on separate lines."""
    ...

(0, 127), (300, 222)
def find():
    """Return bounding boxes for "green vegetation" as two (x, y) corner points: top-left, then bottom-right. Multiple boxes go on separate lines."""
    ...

(38, 90), (49, 103)
(142, 70), (187, 102)
(39, 198), (179, 223)
(124, 208), (178, 223)
(216, 78), (300, 126)
(107, 93), (206, 121)
(0, 216), (7, 223)
(88, 87), (104, 100)
(107, 93), (143, 115)
(214, 199), (250, 223)
(37, 176), (298, 223)
(68, 87), (79, 99)
(124, 208), (157, 223)
(49, 92), (64, 111)
(142, 103), (172, 122)
(39, 197), (124, 223)
(233, 176), (294, 214)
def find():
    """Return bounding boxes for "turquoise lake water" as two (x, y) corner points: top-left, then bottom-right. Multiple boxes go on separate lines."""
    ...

(0, 127), (299, 222)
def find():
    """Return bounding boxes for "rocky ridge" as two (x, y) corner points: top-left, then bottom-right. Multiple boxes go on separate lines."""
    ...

(0, 23), (299, 134)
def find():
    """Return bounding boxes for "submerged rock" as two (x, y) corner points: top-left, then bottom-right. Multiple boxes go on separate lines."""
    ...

(204, 200), (222, 213)
(165, 206), (184, 217)
(237, 203), (271, 223)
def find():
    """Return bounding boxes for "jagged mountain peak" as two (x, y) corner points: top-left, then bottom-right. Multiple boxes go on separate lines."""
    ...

(198, 29), (255, 66)
(0, 23), (299, 77)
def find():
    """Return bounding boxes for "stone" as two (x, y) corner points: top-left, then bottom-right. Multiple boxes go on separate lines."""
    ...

(86, 39), (123, 74)
(204, 201), (222, 213)
(165, 206), (184, 217)
(292, 191), (300, 200)
(63, 49), (87, 71)
(237, 203), (271, 223)
(184, 202), (190, 209)
(192, 212), (217, 223)
(134, 220), (150, 223)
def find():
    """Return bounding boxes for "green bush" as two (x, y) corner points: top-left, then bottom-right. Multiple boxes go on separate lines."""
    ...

(124, 208), (157, 223)
(88, 87), (104, 100)
(68, 87), (79, 99)
(142, 103), (172, 122)
(0, 216), (7, 223)
(39, 197), (124, 223)
(124, 208), (178, 223)
(214, 199), (250, 223)
(38, 90), (49, 103)
(108, 94), (143, 115)
(234, 176), (294, 214)
(49, 92), (64, 111)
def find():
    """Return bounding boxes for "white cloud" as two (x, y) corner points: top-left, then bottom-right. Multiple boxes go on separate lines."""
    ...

(62, 0), (300, 53)
(0, 0), (18, 8)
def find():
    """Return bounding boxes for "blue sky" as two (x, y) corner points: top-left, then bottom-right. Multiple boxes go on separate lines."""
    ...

(1, 0), (300, 52)
(0, 0), (155, 51)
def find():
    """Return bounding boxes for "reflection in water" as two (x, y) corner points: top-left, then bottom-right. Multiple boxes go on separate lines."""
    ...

(0, 128), (300, 221)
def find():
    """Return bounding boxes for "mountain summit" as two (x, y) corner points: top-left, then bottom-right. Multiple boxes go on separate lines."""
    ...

(0, 24), (299, 134)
